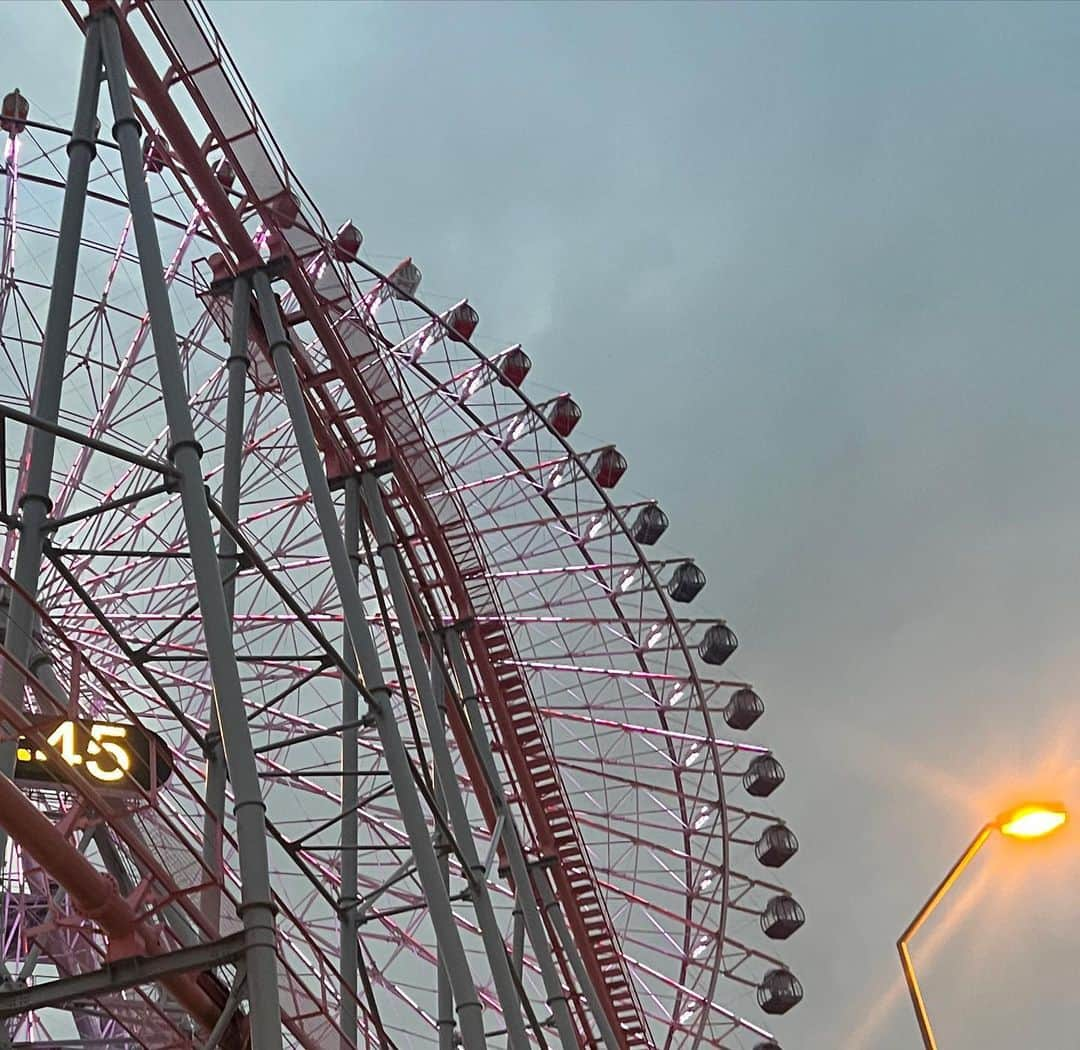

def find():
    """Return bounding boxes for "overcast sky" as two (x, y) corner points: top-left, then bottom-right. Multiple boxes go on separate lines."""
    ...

(9, 1), (1080, 1047)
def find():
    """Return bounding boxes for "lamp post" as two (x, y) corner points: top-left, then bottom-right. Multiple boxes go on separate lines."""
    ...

(896, 802), (1067, 1050)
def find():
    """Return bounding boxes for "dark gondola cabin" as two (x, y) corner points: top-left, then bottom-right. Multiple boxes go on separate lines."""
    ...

(723, 687), (764, 730)
(667, 561), (706, 602)
(630, 504), (668, 545)
(332, 221), (363, 261)
(755, 823), (798, 868)
(698, 622), (737, 666)
(760, 894), (805, 940)
(1, 89), (29, 134)
(142, 134), (167, 173)
(757, 968), (803, 1015)
(742, 754), (785, 797)
(214, 159), (235, 187)
(267, 189), (300, 229)
(390, 259), (422, 300)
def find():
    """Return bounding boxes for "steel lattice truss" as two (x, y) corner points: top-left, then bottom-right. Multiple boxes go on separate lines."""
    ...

(0, 2), (804, 1048)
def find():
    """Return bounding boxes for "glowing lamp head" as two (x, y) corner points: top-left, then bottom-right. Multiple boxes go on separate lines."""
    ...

(996, 802), (1067, 840)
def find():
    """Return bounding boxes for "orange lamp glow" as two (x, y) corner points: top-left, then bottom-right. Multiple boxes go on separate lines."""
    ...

(996, 802), (1067, 840)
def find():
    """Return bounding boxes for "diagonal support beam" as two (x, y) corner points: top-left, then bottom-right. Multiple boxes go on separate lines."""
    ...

(0, 406), (177, 478)
(0, 933), (246, 1017)
(199, 964), (247, 1050)
(353, 858), (418, 919)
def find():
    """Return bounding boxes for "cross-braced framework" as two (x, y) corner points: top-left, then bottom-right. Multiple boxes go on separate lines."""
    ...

(0, 2), (804, 1047)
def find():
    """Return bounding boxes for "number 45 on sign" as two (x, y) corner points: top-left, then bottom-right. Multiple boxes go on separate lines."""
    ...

(13, 719), (172, 792)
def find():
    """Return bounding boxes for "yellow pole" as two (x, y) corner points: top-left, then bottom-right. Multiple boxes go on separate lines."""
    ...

(896, 824), (994, 1050)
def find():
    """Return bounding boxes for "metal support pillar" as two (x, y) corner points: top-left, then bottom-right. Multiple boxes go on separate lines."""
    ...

(201, 275), (250, 933)
(0, 15), (104, 819)
(97, 14), (282, 1047)
(443, 630), (583, 1050)
(250, 269), (487, 1050)
(361, 470), (531, 1047)
(432, 654), (456, 1050)
(339, 477), (361, 1050)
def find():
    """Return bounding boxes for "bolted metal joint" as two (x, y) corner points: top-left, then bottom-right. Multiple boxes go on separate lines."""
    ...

(15, 492), (53, 516)
(109, 113), (142, 141)
(166, 437), (204, 462)
(207, 254), (291, 298)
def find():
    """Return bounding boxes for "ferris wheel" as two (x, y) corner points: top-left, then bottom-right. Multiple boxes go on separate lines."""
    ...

(0, 2), (804, 1048)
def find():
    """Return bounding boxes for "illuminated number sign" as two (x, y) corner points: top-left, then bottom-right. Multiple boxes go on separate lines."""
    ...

(14, 719), (173, 792)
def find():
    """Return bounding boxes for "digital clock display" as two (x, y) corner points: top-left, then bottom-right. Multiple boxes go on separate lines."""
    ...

(14, 719), (173, 792)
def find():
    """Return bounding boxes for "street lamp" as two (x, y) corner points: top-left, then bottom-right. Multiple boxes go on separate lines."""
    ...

(896, 802), (1067, 1050)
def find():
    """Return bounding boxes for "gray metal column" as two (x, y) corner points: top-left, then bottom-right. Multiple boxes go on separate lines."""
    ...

(0, 18), (103, 782)
(361, 470), (531, 1047)
(431, 650), (457, 1050)
(97, 15), (282, 1048)
(443, 629), (583, 1050)
(250, 269), (487, 1050)
(201, 274), (250, 934)
(433, 746), (455, 1050)
(339, 477), (361, 1050)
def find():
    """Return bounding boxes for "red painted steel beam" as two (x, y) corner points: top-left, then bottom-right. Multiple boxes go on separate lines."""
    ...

(0, 771), (245, 1046)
